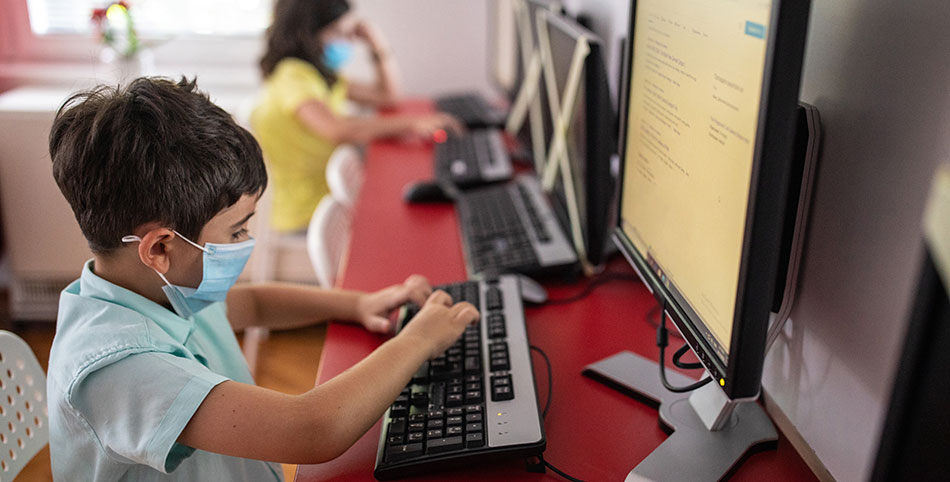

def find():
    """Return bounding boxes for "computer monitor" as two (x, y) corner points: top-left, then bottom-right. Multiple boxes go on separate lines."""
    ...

(540, 13), (616, 268)
(487, 0), (521, 103)
(615, 0), (810, 399)
(507, 0), (563, 167)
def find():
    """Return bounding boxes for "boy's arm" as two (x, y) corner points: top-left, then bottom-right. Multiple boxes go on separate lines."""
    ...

(178, 291), (478, 464)
(226, 275), (431, 332)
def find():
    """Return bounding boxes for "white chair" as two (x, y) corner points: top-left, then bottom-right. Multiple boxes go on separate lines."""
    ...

(325, 144), (364, 208)
(0, 331), (48, 480)
(306, 196), (353, 288)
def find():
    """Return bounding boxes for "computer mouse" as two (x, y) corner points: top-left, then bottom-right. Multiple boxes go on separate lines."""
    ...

(517, 274), (548, 305)
(402, 180), (454, 204)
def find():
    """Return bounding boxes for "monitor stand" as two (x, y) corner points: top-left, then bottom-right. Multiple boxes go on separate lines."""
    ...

(582, 351), (776, 481)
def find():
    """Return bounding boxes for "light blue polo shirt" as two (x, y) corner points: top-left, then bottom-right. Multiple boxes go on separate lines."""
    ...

(47, 260), (284, 482)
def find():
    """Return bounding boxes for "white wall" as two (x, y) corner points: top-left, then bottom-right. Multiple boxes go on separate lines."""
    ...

(346, 0), (493, 97)
(761, 1), (950, 480)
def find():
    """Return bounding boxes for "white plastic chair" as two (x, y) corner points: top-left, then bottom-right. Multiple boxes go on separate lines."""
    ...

(325, 144), (364, 208)
(0, 331), (48, 480)
(306, 196), (353, 288)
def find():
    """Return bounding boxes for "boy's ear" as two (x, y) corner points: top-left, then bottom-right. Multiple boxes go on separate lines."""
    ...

(135, 226), (176, 274)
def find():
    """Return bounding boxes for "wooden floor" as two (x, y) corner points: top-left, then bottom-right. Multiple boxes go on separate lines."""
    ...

(8, 318), (326, 481)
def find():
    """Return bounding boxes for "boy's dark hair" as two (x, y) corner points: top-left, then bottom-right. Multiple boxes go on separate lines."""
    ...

(50, 77), (267, 254)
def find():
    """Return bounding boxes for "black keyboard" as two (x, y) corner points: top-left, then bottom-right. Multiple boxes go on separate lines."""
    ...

(455, 175), (578, 278)
(374, 277), (545, 480)
(435, 93), (506, 129)
(434, 129), (513, 188)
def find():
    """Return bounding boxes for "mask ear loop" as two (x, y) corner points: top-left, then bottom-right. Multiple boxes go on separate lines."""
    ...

(120, 233), (196, 286)
(122, 231), (210, 253)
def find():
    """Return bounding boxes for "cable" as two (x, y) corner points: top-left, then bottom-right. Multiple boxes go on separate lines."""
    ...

(542, 272), (640, 306)
(672, 343), (703, 370)
(656, 300), (712, 393)
(539, 454), (588, 482)
(530, 345), (552, 418)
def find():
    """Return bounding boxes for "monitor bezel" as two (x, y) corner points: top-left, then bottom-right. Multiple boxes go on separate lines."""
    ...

(613, 0), (811, 399)
(542, 12), (617, 268)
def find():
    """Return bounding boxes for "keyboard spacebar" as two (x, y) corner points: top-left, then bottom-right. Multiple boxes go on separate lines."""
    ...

(427, 436), (464, 454)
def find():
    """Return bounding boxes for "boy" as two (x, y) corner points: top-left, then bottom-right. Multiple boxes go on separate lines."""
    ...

(46, 77), (478, 481)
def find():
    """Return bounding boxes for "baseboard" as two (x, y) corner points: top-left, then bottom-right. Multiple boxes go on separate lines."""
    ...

(762, 389), (837, 482)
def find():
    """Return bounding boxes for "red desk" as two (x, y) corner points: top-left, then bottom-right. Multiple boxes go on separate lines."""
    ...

(294, 103), (817, 482)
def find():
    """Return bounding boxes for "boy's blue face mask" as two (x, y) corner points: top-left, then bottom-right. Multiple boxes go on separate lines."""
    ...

(323, 40), (354, 71)
(122, 230), (255, 319)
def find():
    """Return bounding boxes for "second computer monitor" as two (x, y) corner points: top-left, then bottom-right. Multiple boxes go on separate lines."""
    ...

(541, 13), (616, 267)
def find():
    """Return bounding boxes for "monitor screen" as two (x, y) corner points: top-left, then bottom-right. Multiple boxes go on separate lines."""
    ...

(618, 0), (773, 361)
(488, 0), (521, 101)
(519, 0), (562, 158)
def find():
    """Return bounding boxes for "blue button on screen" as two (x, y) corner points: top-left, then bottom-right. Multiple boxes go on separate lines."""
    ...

(745, 21), (766, 39)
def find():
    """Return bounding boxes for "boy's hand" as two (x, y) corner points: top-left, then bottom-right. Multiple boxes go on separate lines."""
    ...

(355, 275), (433, 333)
(398, 291), (480, 359)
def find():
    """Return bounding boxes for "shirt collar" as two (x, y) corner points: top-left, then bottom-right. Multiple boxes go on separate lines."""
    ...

(78, 259), (196, 344)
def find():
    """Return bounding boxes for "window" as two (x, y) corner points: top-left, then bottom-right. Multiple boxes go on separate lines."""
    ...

(26, 0), (272, 37)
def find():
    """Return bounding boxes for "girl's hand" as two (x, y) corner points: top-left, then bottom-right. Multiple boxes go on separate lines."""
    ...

(355, 275), (433, 333)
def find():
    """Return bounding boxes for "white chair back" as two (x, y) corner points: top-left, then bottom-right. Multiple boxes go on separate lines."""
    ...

(306, 196), (353, 288)
(0, 331), (48, 480)
(325, 145), (364, 208)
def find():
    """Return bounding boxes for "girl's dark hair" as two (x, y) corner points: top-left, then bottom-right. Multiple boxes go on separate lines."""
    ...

(259, 0), (352, 83)
(49, 77), (268, 254)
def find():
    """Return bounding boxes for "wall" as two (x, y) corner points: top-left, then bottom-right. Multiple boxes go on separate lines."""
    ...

(761, 1), (950, 480)
(346, 0), (493, 97)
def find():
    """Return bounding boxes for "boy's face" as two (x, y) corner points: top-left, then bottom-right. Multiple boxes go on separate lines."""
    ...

(168, 193), (258, 288)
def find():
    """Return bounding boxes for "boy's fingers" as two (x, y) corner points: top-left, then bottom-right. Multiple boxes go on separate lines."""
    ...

(451, 302), (480, 323)
(425, 290), (453, 307)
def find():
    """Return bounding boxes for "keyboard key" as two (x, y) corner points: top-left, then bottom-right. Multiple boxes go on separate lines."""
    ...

(389, 417), (406, 435)
(388, 435), (404, 446)
(465, 412), (483, 423)
(466, 422), (484, 433)
(446, 425), (463, 436)
(465, 432), (485, 448)
(464, 356), (481, 373)
(446, 407), (464, 417)
(410, 391), (428, 407)
(427, 429), (443, 439)
(466, 382), (481, 391)
(427, 419), (444, 430)
(390, 403), (408, 418)
(407, 432), (424, 443)
(447, 415), (463, 426)
(465, 405), (483, 414)
(426, 436), (464, 455)
(427, 410), (444, 419)
(465, 390), (483, 404)
(408, 422), (425, 432)
(492, 385), (514, 401)
(446, 393), (463, 407)
(387, 442), (423, 462)
(408, 414), (425, 423)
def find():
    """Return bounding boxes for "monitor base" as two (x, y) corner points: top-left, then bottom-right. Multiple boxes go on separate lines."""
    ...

(583, 351), (777, 482)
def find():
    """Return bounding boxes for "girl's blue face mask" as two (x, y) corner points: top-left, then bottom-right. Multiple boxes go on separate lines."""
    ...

(323, 39), (354, 72)
(122, 230), (255, 319)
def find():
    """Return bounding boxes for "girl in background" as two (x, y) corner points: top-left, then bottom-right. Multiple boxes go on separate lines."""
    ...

(253, 0), (461, 232)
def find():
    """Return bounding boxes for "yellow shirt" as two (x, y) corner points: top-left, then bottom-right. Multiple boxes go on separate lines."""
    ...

(251, 58), (348, 231)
